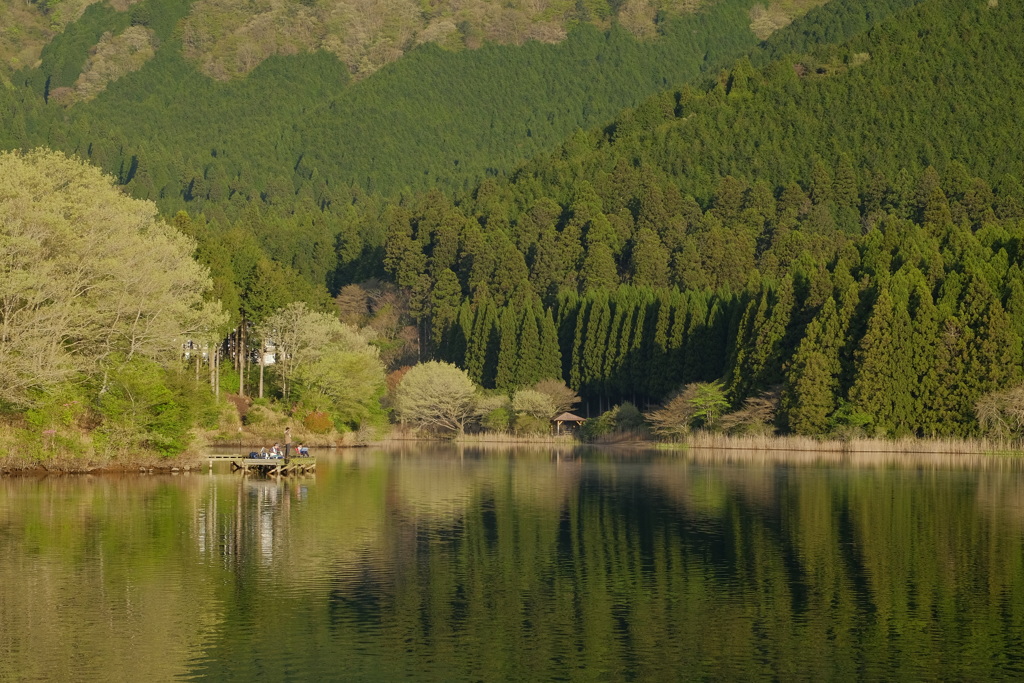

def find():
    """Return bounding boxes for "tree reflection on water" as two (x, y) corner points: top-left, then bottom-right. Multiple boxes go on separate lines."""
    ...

(2, 448), (1024, 680)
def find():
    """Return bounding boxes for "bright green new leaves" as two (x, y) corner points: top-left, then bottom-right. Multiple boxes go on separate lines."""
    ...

(260, 301), (386, 428)
(294, 346), (386, 431)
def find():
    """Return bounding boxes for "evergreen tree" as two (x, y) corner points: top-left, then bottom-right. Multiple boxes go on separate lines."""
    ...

(630, 228), (670, 288)
(833, 155), (859, 209)
(581, 293), (612, 398)
(809, 160), (833, 206)
(489, 231), (531, 308)
(515, 300), (543, 387)
(907, 274), (940, 432)
(647, 291), (674, 397)
(382, 207), (424, 289)
(494, 305), (520, 393)
(465, 298), (496, 384)
(529, 223), (563, 303)
(448, 300), (474, 367)
(727, 277), (795, 401)
(460, 221), (496, 303)
(847, 286), (915, 436)
(538, 306), (563, 383)
(429, 268), (463, 353)
(781, 297), (844, 434)
(580, 241), (619, 292)
(568, 297), (591, 391)
(956, 275), (1021, 426)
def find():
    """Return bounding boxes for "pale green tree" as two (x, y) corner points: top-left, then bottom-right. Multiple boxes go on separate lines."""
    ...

(690, 381), (730, 428)
(512, 389), (556, 420)
(257, 301), (357, 399)
(0, 149), (223, 406)
(511, 388), (556, 435)
(293, 346), (386, 429)
(394, 361), (477, 434)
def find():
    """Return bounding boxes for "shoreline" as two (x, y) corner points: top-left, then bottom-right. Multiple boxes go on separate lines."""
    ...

(4, 432), (1023, 475)
(671, 432), (1024, 457)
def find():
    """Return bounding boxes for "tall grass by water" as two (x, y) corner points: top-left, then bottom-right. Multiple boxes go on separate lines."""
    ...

(680, 432), (1021, 455)
(649, 432), (1024, 469)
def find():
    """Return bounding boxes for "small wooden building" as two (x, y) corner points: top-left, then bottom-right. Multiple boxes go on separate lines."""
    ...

(553, 412), (585, 435)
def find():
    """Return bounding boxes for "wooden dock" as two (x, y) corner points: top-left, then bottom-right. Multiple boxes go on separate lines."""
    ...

(229, 456), (316, 476)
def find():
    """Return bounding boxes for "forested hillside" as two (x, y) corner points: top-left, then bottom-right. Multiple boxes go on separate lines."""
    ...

(2, 0), (828, 80)
(0, 0), (912, 309)
(5, 0), (1021, 444)
(2, 0), (776, 204)
(363, 0), (1024, 437)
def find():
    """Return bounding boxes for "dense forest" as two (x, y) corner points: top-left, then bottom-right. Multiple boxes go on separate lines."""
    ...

(361, 0), (1024, 436)
(1, 0), (773, 203)
(4, 0), (1023, 454)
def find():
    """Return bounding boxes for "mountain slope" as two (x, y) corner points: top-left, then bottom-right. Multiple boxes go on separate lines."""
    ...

(2, 0), (770, 205)
(359, 0), (1024, 437)
(1, 0), (830, 81)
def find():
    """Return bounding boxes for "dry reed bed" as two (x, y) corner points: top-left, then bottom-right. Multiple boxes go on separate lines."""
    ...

(682, 432), (1020, 454)
(670, 433), (1024, 469)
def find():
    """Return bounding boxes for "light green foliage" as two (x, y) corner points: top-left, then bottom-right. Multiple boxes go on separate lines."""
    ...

(21, 382), (91, 459)
(482, 406), (512, 432)
(256, 302), (387, 428)
(0, 149), (224, 411)
(293, 345), (386, 430)
(689, 382), (729, 429)
(257, 301), (355, 398)
(511, 389), (555, 420)
(645, 385), (698, 438)
(513, 413), (550, 435)
(828, 400), (874, 440)
(473, 392), (513, 432)
(394, 361), (478, 433)
(94, 357), (217, 457)
(10, 0), (1024, 444)
(579, 401), (642, 440)
(613, 401), (645, 431)
(645, 382), (727, 435)
(579, 410), (615, 441)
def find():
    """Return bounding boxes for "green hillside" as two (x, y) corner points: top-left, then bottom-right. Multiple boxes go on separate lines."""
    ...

(6, 0), (1018, 441)
(2, 0), (773, 206)
(359, 0), (1024, 436)
(2, 0), (829, 81)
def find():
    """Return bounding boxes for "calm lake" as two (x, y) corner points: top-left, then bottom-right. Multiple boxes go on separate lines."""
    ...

(2, 446), (1024, 680)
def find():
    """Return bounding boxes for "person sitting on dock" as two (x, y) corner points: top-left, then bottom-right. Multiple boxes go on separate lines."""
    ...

(297, 443), (309, 456)
(270, 444), (283, 458)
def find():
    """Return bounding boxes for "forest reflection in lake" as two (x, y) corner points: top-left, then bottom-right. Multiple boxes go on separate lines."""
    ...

(2, 446), (1024, 680)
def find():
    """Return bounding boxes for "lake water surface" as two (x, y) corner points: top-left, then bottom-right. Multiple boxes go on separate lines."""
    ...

(3, 446), (1024, 680)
